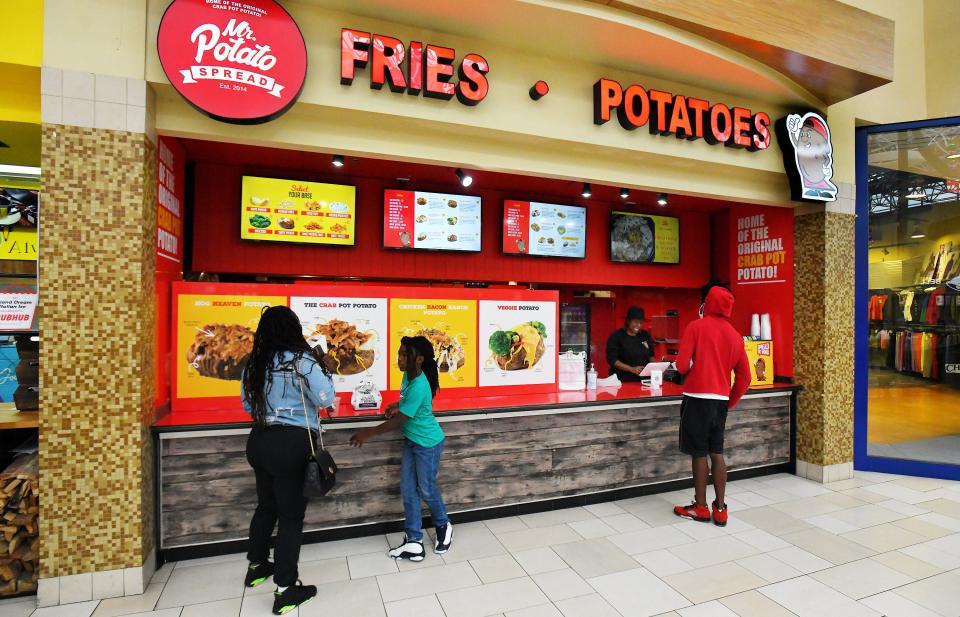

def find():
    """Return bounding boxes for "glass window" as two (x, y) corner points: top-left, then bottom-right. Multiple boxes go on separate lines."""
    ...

(867, 123), (960, 466)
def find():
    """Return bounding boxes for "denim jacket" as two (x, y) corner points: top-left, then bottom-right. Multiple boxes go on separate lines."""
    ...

(241, 351), (335, 433)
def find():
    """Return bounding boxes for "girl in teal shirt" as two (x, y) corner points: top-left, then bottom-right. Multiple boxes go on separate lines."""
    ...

(350, 335), (452, 561)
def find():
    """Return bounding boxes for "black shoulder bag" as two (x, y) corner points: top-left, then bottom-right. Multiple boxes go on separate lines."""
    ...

(297, 372), (338, 497)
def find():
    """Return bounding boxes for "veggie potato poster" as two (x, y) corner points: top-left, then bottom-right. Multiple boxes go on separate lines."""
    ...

(290, 296), (388, 393)
(389, 299), (477, 389)
(176, 293), (286, 399)
(479, 300), (557, 387)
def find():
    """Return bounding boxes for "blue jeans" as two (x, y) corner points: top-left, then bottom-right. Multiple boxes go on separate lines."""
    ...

(401, 438), (449, 541)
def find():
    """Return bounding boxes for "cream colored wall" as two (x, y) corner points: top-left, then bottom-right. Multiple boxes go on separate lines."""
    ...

(143, 0), (809, 205)
(924, 0), (960, 119)
(829, 0), (929, 184)
(43, 0), (147, 79)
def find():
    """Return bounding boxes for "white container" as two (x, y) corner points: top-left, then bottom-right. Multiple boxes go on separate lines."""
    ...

(586, 363), (598, 390)
(559, 351), (587, 390)
(650, 369), (663, 389)
(750, 313), (761, 338)
(760, 313), (772, 341)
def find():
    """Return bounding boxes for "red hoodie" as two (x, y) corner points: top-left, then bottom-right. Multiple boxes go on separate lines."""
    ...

(675, 286), (752, 409)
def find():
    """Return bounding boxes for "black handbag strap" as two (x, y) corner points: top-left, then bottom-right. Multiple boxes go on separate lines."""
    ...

(296, 370), (323, 456)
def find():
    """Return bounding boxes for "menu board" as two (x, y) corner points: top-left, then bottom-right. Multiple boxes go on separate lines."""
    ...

(503, 200), (586, 258)
(389, 298), (477, 389)
(176, 293), (287, 399)
(241, 176), (356, 246)
(479, 300), (557, 387)
(290, 296), (389, 393)
(610, 211), (680, 264)
(383, 190), (482, 252)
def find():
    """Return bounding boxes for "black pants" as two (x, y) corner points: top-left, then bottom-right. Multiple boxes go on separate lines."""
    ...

(246, 425), (312, 587)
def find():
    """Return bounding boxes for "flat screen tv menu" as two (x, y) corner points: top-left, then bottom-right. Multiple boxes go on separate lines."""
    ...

(503, 200), (586, 258)
(383, 190), (482, 252)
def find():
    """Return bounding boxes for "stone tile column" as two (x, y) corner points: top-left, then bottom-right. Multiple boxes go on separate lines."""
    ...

(37, 67), (158, 606)
(792, 182), (856, 483)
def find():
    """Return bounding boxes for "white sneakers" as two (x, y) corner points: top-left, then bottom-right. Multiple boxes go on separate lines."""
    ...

(389, 523), (454, 561)
(388, 538), (425, 562)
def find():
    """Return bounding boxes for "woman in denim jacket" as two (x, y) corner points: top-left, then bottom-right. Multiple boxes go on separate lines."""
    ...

(241, 305), (334, 615)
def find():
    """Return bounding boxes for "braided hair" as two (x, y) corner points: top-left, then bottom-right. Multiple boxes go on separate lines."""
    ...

(400, 335), (440, 398)
(242, 305), (326, 428)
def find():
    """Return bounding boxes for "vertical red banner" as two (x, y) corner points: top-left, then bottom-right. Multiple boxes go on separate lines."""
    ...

(727, 205), (795, 377)
(156, 136), (186, 409)
(383, 189), (416, 248)
(502, 200), (531, 254)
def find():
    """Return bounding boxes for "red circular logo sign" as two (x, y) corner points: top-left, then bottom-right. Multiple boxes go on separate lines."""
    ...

(158, 0), (307, 124)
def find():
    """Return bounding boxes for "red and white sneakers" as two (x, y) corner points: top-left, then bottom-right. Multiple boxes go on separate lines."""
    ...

(712, 501), (728, 527)
(673, 501), (711, 522)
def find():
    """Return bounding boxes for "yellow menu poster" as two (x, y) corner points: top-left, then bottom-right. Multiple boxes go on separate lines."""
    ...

(732, 340), (774, 387)
(240, 176), (356, 246)
(389, 299), (477, 389)
(176, 294), (287, 399)
(650, 214), (680, 264)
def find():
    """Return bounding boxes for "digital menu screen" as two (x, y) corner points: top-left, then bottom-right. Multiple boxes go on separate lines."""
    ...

(503, 200), (586, 258)
(383, 190), (482, 252)
(610, 211), (680, 264)
(240, 176), (356, 246)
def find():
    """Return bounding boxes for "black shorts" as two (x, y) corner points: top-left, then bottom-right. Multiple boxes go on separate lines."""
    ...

(679, 395), (729, 457)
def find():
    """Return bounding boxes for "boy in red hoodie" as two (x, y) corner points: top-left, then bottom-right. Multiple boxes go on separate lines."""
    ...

(673, 284), (751, 526)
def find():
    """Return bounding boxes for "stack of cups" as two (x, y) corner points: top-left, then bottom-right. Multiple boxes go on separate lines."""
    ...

(760, 314), (772, 341)
(750, 314), (761, 338)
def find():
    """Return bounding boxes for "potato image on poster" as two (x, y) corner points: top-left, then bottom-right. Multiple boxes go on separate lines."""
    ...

(479, 300), (557, 387)
(390, 299), (477, 389)
(290, 296), (388, 394)
(177, 294), (287, 399)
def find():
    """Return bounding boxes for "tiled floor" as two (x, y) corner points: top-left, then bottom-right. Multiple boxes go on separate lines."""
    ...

(4, 471), (960, 617)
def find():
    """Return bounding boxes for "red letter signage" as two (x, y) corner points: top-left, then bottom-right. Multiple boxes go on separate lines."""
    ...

(158, 0), (308, 124)
(341, 28), (489, 106)
(592, 78), (772, 153)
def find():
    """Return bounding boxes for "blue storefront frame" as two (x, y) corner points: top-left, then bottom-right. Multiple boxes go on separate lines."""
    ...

(854, 115), (960, 480)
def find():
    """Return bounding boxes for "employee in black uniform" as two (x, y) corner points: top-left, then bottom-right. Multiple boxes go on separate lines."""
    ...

(606, 306), (655, 382)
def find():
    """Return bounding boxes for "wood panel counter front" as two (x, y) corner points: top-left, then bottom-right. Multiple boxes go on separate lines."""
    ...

(154, 385), (796, 553)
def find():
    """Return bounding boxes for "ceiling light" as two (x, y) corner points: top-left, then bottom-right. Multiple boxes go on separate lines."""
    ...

(0, 164), (41, 178)
(331, 154), (345, 167)
(905, 191), (925, 199)
(910, 223), (926, 239)
(455, 168), (473, 187)
(619, 188), (629, 199)
(657, 193), (668, 206)
(581, 183), (592, 198)
(947, 153), (960, 159)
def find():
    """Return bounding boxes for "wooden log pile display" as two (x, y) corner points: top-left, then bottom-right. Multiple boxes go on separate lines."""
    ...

(0, 453), (38, 596)
(159, 393), (793, 549)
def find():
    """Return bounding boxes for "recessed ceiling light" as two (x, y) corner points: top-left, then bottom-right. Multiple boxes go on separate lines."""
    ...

(331, 154), (345, 167)
(619, 188), (629, 199)
(905, 191), (925, 199)
(657, 193), (669, 206)
(581, 183), (592, 198)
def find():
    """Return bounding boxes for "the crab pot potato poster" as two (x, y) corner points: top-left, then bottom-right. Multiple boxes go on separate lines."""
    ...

(478, 300), (557, 387)
(176, 294), (286, 399)
(389, 299), (477, 389)
(289, 296), (388, 393)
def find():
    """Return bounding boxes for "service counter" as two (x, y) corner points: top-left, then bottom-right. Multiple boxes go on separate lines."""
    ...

(153, 383), (798, 558)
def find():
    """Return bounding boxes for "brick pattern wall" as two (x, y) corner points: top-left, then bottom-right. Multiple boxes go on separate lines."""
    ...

(794, 209), (856, 466)
(38, 123), (157, 577)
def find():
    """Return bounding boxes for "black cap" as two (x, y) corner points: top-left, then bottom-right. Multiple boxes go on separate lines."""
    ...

(626, 306), (644, 322)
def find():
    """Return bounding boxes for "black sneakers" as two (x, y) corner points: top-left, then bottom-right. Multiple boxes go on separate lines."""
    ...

(388, 536), (426, 561)
(244, 561), (275, 587)
(272, 581), (317, 615)
(434, 523), (454, 554)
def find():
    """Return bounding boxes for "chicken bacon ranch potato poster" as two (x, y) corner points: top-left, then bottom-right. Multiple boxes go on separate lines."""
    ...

(290, 296), (388, 393)
(389, 299), (477, 389)
(479, 300), (557, 387)
(176, 294), (286, 398)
